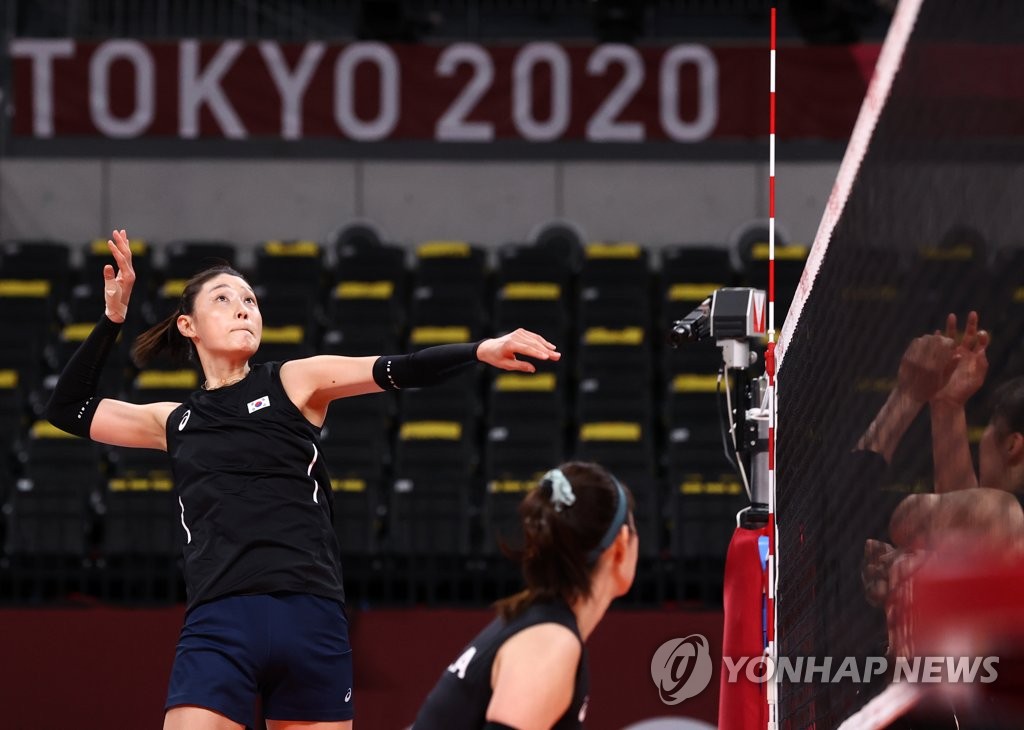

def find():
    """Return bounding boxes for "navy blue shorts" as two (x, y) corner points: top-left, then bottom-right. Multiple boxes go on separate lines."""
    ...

(166, 593), (354, 725)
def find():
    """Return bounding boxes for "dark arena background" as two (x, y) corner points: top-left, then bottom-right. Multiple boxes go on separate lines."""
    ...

(4, 1), (1018, 729)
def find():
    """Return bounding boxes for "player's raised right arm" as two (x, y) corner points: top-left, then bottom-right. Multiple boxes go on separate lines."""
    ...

(44, 229), (177, 451)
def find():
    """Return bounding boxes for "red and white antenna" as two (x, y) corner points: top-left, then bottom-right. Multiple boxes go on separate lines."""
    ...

(766, 6), (780, 730)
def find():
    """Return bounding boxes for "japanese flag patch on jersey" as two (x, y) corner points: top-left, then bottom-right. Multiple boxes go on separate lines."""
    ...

(247, 396), (271, 414)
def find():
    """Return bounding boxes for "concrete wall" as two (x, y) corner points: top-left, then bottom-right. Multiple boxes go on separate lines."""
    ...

(0, 158), (840, 259)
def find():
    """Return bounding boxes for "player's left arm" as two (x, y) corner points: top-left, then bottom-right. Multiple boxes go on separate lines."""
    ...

(280, 329), (560, 425)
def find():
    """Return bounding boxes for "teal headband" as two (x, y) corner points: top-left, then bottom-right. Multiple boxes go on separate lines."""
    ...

(587, 475), (629, 563)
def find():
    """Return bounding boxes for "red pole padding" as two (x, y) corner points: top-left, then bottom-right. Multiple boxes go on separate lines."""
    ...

(719, 523), (773, 730)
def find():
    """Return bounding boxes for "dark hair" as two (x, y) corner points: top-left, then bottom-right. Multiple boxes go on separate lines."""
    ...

(495, 461), (635, 621)
(131, 265), (248, 368)
(990, 376), (1024, 436)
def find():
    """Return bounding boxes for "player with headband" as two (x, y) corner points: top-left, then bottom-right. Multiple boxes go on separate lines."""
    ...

(413, 461), (638, 730)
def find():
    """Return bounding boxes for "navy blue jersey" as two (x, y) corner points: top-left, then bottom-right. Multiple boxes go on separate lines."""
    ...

(166, 362), (344, 610)
(414, 600), (589, 729)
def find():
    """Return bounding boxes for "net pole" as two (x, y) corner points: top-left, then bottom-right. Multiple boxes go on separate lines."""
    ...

(765, 7), (780, 730)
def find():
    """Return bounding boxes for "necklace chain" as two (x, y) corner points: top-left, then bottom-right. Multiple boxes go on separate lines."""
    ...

(202, 372), (248, 391)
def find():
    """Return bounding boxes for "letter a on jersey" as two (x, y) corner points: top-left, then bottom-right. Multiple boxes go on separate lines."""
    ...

(448, 647), (477, 680)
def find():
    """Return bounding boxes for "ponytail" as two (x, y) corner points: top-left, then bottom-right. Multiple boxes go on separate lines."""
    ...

(130, 309), (192, 368)
(494, 462), (634, 620)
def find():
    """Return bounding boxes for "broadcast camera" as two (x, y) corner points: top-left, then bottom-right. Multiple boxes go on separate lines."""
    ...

(670, 287), (770, 523)
(670, 287), (767, 368)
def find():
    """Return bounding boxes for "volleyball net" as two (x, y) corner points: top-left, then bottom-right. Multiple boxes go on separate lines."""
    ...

(774, 0), (1024, 727)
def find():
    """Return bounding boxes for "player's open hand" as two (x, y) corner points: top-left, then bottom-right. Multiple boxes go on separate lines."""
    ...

(897, 333), (958, 404)
(932, 311), (989, 407)
(476, 328), (560, 373)
(103, 229), (135, 323)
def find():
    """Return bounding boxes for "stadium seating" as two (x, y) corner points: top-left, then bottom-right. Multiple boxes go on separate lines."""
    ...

(4, 420), (101, 557)
(164, 240), (238, 280)
(0, 230), (811, 606)
(325, 243), (407, 356)
(320, 391), (395, 555)
(0, 241), (68, 389)
(483, 371), (566, 555)
(389, 368), (481, 556)
(408, 241), (488, 344)
(103, 447), (182, 557)
(493, 241), (573, 351)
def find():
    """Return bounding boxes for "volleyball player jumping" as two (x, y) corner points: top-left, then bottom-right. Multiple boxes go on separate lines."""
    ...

(45, 229), (561, 730)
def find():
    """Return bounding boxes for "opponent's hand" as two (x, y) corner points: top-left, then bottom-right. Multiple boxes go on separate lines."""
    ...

(476, 328), (560, 373)
(932, 311), (989, 407)
(103, 229), (135, 323)
(862, 539), (898, 608)
(896, 333), (958, 404)
(885, 549), (930, 658)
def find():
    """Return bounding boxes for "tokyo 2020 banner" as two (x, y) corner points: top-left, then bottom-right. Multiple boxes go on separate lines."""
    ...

(9, 39), (880, 143)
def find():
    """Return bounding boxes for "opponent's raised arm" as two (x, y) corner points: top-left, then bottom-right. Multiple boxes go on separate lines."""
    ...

(856, 332), (958, 463)
(931, 311), (989, 493)
(45, 229), (176, 451)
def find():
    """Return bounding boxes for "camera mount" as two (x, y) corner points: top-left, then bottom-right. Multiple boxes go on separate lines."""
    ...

(671, 287), (770, 525)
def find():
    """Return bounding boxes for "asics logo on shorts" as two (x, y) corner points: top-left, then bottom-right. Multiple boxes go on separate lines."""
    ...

(178, 409), (191, 431)
(345, 688), (352, 702)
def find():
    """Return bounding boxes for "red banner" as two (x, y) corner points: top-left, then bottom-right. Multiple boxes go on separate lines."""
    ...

(9, 39), (879, 143)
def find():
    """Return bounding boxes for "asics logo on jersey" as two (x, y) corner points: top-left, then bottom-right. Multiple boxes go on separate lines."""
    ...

(345, 688), (352, 702)
(178, 410), (191, 431)
(578, 697), (589, 722)
(247, 396), (270, 414)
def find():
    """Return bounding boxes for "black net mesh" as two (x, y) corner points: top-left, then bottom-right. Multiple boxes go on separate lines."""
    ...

(778, 0), (1024, 726)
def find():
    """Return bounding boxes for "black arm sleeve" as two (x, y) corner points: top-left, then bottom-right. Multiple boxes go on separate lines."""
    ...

(44, 315), (122, 438)
(827, 448), (902, 660)
(482, 723), (521, 730)
(838, 449), (898, 541)
(372, 341), (481, 391)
